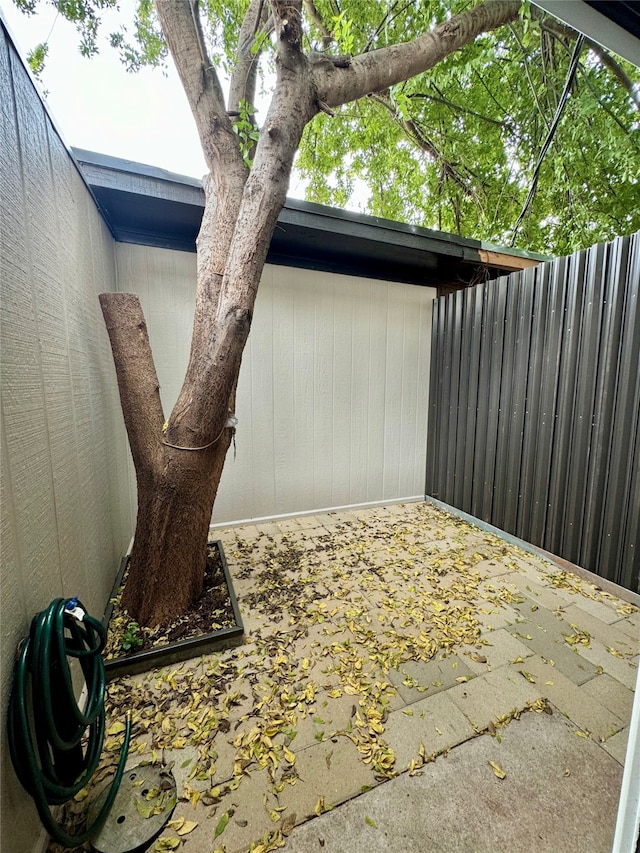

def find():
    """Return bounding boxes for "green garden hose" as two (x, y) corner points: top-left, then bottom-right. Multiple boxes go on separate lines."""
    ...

(8, 597), (131, 848)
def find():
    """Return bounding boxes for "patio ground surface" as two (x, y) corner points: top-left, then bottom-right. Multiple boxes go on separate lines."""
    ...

(92, 500), (639, 853)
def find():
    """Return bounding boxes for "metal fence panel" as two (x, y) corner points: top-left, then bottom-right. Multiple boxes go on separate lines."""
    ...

(426, 232), (640, 592)
(580, 238), (627, 569)
(505, 268), (535, 533)
(462, 286), (484, 509)
(530, 257), (568, 544)
(597, 235), (640, 590)
(481, 276), (509, 520)
(561, 243), (607, 560)
(516, 263), (548, 540)
(470, 283), (494, 518)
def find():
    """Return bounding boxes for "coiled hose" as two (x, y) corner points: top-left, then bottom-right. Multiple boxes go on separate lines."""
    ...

(8, 597), (130, 847)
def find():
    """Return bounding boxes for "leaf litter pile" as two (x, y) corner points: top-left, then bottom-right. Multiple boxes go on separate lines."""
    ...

(48, 502), (637, 853)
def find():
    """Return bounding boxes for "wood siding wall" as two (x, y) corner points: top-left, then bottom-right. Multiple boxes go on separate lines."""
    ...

(116, 244), (436, 524)
(1, 23), (133, 853)
(426, 233), (640, 593)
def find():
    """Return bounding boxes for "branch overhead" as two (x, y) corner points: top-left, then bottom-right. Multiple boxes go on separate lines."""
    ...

(313, 0), (522, 108)
(154, 0), (243, 175)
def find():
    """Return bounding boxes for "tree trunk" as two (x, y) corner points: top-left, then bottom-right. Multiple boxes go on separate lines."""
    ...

(100, 291), (235, 627)
(97, 0), (521, 628)
(122, 434), (232, 627)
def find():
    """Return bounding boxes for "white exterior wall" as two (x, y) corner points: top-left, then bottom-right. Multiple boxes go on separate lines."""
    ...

(116, 243), (436, 524)
(1, 24), (133, 853)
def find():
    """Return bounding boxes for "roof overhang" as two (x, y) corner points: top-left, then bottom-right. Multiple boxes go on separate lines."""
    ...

(73, 149), (543, 289)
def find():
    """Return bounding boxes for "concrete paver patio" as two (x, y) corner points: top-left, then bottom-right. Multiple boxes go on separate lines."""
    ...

(90, 500), (638, 853)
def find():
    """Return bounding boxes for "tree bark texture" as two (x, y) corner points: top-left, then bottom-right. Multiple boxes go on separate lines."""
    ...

(122, 434), (231, 626)
(101, 0), (523, 627)
(312, 0), (521, 107)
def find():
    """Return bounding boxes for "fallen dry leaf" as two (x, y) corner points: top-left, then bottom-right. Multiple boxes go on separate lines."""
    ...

(280, 812), (297, 836)
(488, 761), (506, 779)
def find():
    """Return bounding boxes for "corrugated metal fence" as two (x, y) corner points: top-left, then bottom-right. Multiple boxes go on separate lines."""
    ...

(426, 232), (639, 592)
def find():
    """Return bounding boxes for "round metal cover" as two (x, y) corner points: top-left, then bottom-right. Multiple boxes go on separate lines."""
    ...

(89, 763), (177, 853)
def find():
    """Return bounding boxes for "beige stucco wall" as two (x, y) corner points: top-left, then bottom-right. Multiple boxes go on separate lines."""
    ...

(116, 243), (436, 524)
(1, 23), (133, 853)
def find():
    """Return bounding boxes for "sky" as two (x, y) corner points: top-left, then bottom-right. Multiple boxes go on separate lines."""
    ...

(1, 0), (305, 193)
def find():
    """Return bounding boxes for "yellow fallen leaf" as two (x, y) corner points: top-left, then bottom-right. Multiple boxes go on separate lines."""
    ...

(154, 838), (180, 851)
(177, 820), (198, 836)
(488, 761), (506, 779)
(107, 721), (126, 736)
(519, 670), (536, 683)
(314, 796), (325, 816)
(606, 646), (624, 659)
(575, 730), (589, 739)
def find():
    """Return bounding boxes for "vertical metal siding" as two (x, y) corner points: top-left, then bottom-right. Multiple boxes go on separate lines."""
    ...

(469, 283), (493, 518)
(597, 236), (640, 587)
(561, 243), (606, 560)
(529, 257), (568, 544)
(462, 286), (483, 509)
(426, 232), (640, 592)
(516, 263), (549, 540)
(482, 277), (508, 520)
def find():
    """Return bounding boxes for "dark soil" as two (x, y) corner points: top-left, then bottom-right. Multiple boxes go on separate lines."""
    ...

(164, 544), (234, 643)
(104, 543), (237, 659)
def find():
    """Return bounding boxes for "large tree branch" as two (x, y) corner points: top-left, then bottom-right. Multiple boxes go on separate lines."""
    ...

(313, 0), (521, 108)
(228, 0), (272, 113)
(99, 293), (165, 473)
(154, 0), (245, 179)
(169, 1), (317, 444)
(156, 1), (250, 445)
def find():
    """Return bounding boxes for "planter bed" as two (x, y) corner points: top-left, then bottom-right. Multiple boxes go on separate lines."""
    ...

(102, 540), (243, 679)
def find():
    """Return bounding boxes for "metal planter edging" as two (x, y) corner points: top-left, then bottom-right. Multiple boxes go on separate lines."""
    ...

(102, 540), (244, 679)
